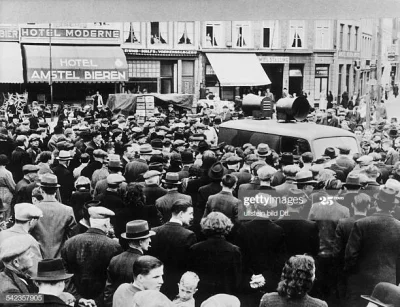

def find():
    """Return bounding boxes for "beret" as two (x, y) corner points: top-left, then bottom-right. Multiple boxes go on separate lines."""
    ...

(88, 206), (115, 219)
(15, 203), (43, 221)
(107, 174), (126, 185)
(143, 170), (162, 179)
(0, 236), (33, 262)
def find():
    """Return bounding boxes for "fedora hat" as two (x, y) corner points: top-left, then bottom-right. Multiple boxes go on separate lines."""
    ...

(162, 172), (181, 185)
(32, 259), (73, 281)
(280, 152), (294, 165)
(57, 150), (73, 161)
(343, 173), (361, 188)
(121, 220), (156, 240)
(38, 173), (60, 188)
(374, 186), (399, 204)
(323, 147), (337, 159)
(295, 171), (317, 184)
(208, 162), (227, 181)
(256, 143), (271, 157)
(181, 150), (194, 164)
(361, 282), (400, 307)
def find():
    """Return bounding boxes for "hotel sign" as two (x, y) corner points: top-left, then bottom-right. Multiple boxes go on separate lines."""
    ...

(258, 56), (289, 64)
(0, 27), (19, 41)
(21, 28), (120, 39)
(123, 48), (198, 57)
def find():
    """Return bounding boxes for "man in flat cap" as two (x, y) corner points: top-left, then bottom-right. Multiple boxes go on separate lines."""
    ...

(97, 174), (126, 217)
(143, 170), (167, 207)
(14, 164), (40, 202)
(0, 236), (37, 295)
(93, 158), (127, 200)
(9, 135), (31, 183)
(0, 203), (43, 275)
(31, 174), (77, 259)
(52, 150), (75, 206)
(62, 206), (122, 307)
(27, 134), (42, 164)
(81, 149), (108, 179)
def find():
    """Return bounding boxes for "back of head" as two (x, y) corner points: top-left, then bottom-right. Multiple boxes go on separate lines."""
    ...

(221, 174), (238, 189)
(352, 193), (371, 212)
(132, 256), (163, 280)
(171, 199), (191, 216)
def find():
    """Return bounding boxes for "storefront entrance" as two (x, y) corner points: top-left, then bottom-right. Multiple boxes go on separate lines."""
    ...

(262, 64), (283, 101)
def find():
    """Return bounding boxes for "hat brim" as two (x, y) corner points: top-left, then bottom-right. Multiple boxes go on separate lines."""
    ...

(56, 157), (73, 160)
(208, 168), (228, 181)
(32, 273), (74, 281)
(38, 183), (61, 188)
(296, 179), (318, 184)
(360, 295), (390, 307)
(373, 192), (400, 204)
(343, 183), (362, 188)
(256, 151), (271, 157)
(121, 230), (156, 240)
(161, 179), (182, 185)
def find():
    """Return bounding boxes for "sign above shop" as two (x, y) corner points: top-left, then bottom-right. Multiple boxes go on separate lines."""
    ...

(0, 27), (19, 42)
(338, 51), (361, 58)
(123, 48), (198, 57)
(315, 66), (329, 77)
(258, 56), (289, 64)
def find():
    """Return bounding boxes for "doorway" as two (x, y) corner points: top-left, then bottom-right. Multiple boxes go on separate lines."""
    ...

(262, 64), (283, 100)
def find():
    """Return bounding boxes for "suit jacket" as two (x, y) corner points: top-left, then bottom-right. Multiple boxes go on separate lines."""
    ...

(104, 248), (143, 307)
(275, 212), (319, 259)
(62, 228), (122, 302)
(345, 213), (400, 304)
(197, 181), (222, 214)
(143, 184), (167, 207)
(203, 191), (240, 222)
(274, 180), (297, 197)
(52, 164), (75, 205)
(234, 220), (285, 293)
(31, 200), (77, 259)
(113, 284), (141, 307)
(334, 215), (366, 261)
(155, 191), (192, 223)
(9, 147), (31, 183)
(81, 160), (103, 180)
(150, 222), (197, 298)
(229, 171), (251, 187)
(189, 236), (242, 302)
(25, 295), (69, 307)
(185, 175), (210, 208)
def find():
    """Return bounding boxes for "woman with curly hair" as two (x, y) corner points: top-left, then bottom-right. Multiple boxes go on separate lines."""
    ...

(114, 183), (162, 248)
(260, 255), (327, 307)
(189, 212), (242, 304)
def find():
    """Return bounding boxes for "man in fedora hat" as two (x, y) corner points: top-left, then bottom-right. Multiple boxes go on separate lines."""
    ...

(0, 203), (43, 275)
(104, 220), (155, 307)
(255, 143), (271, 161)
(345, 186), (400, 307)
(52, 150), (74, 206)
(142, 170), (166, 207)
(150, 200), (196, 299)
(113, 256), (164, 307)
(61, 206), (122, 307)
(156, 172), (192, 224)
(0, 236), (38, 295)
(31, 174), (77, 259)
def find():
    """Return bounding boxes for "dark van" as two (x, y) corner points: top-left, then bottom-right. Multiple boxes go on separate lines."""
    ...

(218, 119), (360, 158)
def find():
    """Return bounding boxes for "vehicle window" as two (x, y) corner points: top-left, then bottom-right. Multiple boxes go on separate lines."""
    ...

(313, 137), (359, 158)
(219, 128), (280, 152)
(281, 136), (310, 155)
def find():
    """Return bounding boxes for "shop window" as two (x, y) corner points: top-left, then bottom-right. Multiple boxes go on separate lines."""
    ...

(315, 20), (331, 49)
(182, 61), (194, 76)
(234, 22), (251, 47)
(150, 22), (168, 44)
(177, 22), (194, 45)
(205, 22), (222, 47)
(127, 60), (160, 78)
(124, 22), (141, 44)
(262, 20), (279, 48)
(161, 62), (174, 94)
(289, 20), (305, 48)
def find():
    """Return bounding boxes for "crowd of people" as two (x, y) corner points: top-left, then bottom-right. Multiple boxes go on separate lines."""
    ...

(1, 91), (400, 307)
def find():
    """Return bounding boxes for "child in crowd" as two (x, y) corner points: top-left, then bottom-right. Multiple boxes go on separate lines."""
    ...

(173, 271), (200, 307)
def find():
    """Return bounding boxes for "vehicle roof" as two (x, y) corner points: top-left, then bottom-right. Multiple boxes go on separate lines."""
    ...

(219, 119), (356, 140)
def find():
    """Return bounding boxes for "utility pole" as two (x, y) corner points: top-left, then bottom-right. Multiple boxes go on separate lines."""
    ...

(377, 18), (383, 104)
(49, 23), (54, 122)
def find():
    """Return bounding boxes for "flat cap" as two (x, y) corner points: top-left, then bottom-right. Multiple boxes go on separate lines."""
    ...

(226, 156), (243, 165)
(93, 149), (108, 158)
(88, 206), (115, 219)
(28, 134), (41, 142)
(22, 164), (40, 173)
(257, 165), (277, 180)
(143, 170), (162, 180)
(107, 174), (126, 185)
(0, 236), (32, 262)
(357, 155), (374, 166)
(337, 145), (351, 154)
(173, 139), (186, 147)
(15, 203), (43, 221)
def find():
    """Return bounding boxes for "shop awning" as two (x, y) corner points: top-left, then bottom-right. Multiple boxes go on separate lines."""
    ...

(23, 45), (128, 83)
(206, 53), (271, 87)
(0, 43), (24, 83)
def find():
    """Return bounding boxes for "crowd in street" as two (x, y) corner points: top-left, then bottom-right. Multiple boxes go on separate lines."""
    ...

(1, 90), (400, 307)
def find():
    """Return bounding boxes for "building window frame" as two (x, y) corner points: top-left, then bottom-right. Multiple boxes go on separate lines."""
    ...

(289, 20), (305, 49)
(204, 22), (223, 48)
(176, 21), (195, 47)
(355, 26), (359, 51)
(261, 20), (280, 48)
(150, 21), (169, 45)
(339, 24), (344, 50)
(233, 21), (252, 48)
(315, 20), (331, 49)
(123, 22), (142, 45)
(347, 25), (352, 50)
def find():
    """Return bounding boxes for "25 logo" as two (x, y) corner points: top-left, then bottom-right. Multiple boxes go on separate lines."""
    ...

(319, 196), (334, 205)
